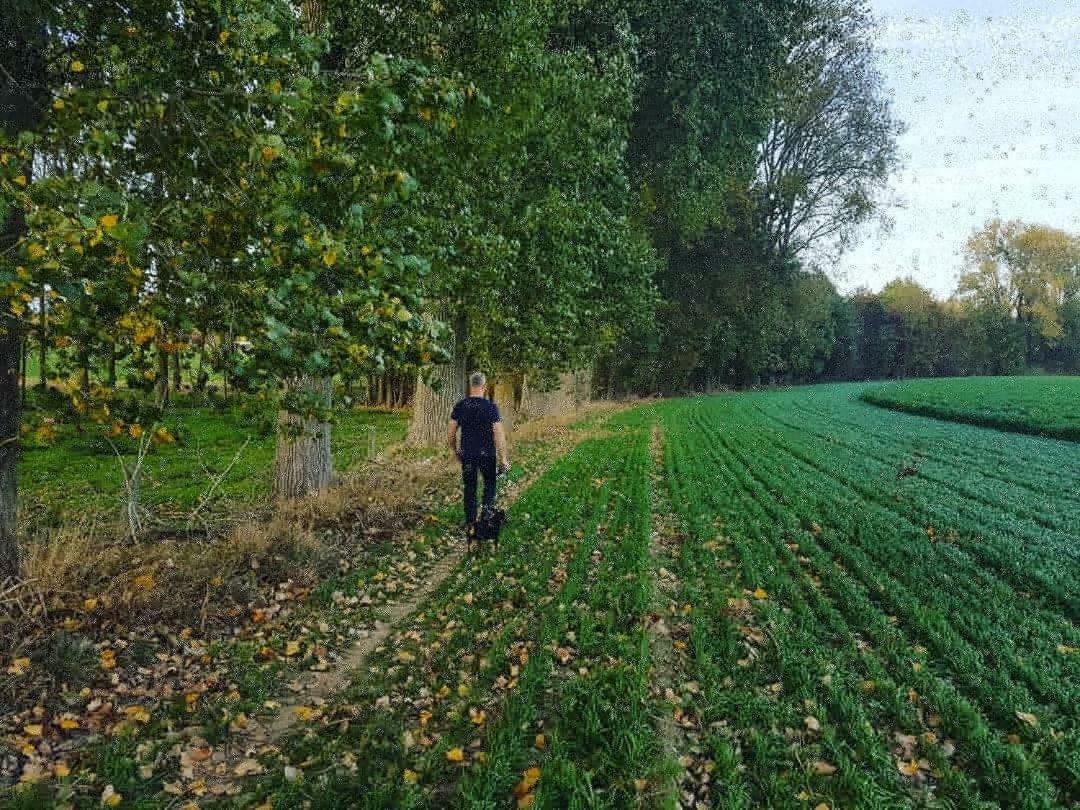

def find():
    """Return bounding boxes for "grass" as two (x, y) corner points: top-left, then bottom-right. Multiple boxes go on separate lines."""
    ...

(17, 394), (408, 531)
(861, 375), (1080, 440)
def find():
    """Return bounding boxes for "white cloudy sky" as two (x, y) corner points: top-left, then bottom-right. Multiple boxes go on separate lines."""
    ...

(831, 0), (1080, 297)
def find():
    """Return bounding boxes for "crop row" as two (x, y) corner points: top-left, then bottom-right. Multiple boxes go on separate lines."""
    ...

(651, 392), (1078, 809)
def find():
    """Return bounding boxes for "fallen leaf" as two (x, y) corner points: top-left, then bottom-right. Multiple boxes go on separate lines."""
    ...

(6, 657), (31, 676)
(804, 716), (820, 732)
(811, 760), (837, 776)
(898, 759), (921, 777)
(514, 766), (541, 797)
(753, 587), (768, 600)
(534, 733), (546, 749)
(284, 641), (301, 657)
(101, 784), (122, 806)
(446, 747), (465, 763)
(1015, 711), (1039, 728)
(234, 759), (264, 777)
(403, 769), (419, 784)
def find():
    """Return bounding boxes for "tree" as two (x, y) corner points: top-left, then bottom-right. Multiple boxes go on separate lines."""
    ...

(959, 219), (1080, 367)
(754, 0), (900, 264)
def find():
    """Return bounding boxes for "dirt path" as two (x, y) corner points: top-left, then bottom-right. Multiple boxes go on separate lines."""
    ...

(222, 422), (597, 767)
(645, 422), (714, 810)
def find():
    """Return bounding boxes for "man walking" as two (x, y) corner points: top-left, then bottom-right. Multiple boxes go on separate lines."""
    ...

(448, 372), (510, 537)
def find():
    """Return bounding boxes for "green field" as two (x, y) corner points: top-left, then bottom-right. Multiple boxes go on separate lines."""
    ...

(17, 399), (408, 531)
(215, 385), (1078, 809)
(5, 386), (1078, 808)
(861, 376), (1080, 440)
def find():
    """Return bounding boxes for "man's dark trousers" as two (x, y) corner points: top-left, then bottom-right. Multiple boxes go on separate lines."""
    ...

(461, 456), (497, 526)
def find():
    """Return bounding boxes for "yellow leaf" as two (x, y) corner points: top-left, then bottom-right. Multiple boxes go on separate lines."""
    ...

(84, 597), (99, 611)
(396, 650), (416, 664)
(6, 657), (30, 676)
(261, 145), (277, 161)
(14, 175), (27, 187)
(517, 797), (535, 809)
(403, 769), (419, 784)
(294, 706), (317, 722)
(23, 724), (42, 736)
(54, 762), (71, 778)
(815, 804), (830, 810)
(27, 243), (45, 260)
(284, 640), (301, 657)
(633, 778), (647, 793)
(219, 30), (230, 43)
(128, 424), (144, 439)
(101, 784), (122, 806)
(1057, 644), (1077, 654)
(445, 748), (465, 763)
(53, 99), (65, 111)
(133, 574), (155, 590)
(97, 100), (109, 113)
(58, 715), (80, 730)
(534, 733), (546, 749)
(123, 706), (150, 723)
(753, 587), (768, 600)
(71, 60), (85, 72)
(100, 649), (117, 670)
(898, 759), (921, 777)
(100, 214), (119, 228)
(811, 760), (837, 776)
(323, 251), (337, 267)
(1015, 711), (1038, 728)
(513, 767), (541, 797)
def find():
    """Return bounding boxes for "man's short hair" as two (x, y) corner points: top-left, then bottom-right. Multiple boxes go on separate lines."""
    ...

(469, 371), (487, 388)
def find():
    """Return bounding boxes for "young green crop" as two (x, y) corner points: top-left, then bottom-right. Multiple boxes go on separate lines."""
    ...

(861, 376), (1080, 440)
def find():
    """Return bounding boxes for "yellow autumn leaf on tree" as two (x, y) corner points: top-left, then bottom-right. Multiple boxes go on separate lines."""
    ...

(323, 251), (337, 267)
(261, 145), (277, 161)
(27, 243), (45, 260)
(53, 99), (65, 111)
(100, 214), (119, 228)
(14, 175), (27, 186)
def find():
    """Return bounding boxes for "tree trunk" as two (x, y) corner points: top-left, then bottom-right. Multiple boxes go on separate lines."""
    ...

(1, 6), (47, 580)
(0, 324), (20, 579)
(272, 375), (334, 499)
(171, 349), (182, 393)
(19, 333), (27, 406)
(155, 343), (170, 408)
(106, 345), (117, 388)
(408, 311), (467, 447)
(37, 286), (47, 388)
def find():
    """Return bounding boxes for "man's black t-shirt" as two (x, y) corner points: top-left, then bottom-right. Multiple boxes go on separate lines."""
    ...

(451, 396), (501, 459)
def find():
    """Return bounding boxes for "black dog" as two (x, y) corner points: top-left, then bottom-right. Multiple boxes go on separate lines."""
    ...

(468, 505), (506, 552)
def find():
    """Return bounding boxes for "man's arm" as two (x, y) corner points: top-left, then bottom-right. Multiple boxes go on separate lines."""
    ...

(493, 422), (509, 469)
(447, 419), (460, 460)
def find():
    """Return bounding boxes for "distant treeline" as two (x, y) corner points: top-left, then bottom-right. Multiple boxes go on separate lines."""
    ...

(598, 218), (1080, 394)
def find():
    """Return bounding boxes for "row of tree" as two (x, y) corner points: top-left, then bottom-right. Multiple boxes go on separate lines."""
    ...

(1, 0), (902, 577)
(601, 218), (1080, 394)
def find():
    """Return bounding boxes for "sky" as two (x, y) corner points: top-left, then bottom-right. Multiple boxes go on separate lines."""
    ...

(831, 0), (1080, 298)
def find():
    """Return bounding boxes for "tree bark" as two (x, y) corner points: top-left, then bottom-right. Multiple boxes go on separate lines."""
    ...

(37, 286), (47, 387)
(106, 345), (117, 388)
(171, 349), (182, 393)
(408, 311), (467, 446)
(155, 343), (170, 408)
(0, 4), (47, 580)
(272, 375), (334, 499)
(0, 324), (20, 579)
